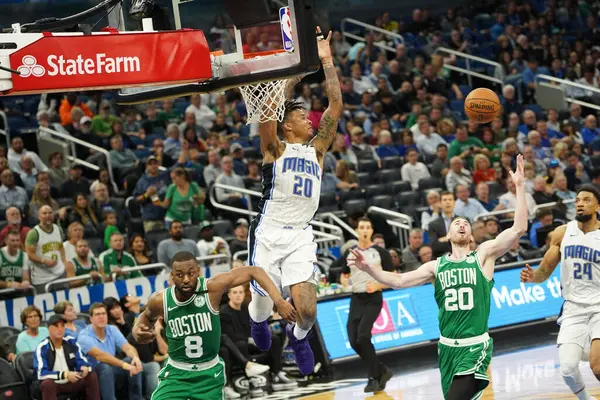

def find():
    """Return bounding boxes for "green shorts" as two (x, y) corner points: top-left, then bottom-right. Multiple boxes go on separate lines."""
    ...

(438, 336), (493, 400)
(151, 358), (226, 400)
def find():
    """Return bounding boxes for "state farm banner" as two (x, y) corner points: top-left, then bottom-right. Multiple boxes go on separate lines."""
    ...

(8, 30), (212, 94)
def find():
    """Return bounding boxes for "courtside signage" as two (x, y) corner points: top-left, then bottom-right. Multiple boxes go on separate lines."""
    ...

(317, 265), (564, 360)
(8, 30), (212, 94)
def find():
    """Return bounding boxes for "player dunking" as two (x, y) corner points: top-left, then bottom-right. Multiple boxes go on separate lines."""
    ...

(248, 26), (342, 375)
(132, 251), (296, 400)
(348, 156), (528, 400)
(521, 184), (600, 400)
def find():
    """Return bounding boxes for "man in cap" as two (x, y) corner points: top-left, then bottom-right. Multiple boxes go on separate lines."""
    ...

(196, 220), (231, 276)
(230, 143), (249, 176)
(60, 164), (90, 197)
(229, 218), (249, 259)
(34, 314), (100, 400)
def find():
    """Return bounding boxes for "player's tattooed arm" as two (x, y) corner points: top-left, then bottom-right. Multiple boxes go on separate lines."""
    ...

(312, 28), (343, 162)
(528, 225), (566, 283)
(132, 291), (163, 344)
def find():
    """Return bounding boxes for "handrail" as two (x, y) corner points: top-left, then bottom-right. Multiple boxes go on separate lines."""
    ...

(532, 198), (575, 215)
(111, 263), (167, 281)
(66, 156), (100, 171)
(434, 47), (504, 88)
(474, 207), (516, 222)
(496, 257), (543, 271)
(233, 250), (248, 261)
(0, 286), (37, 296)
(38, 126), (119, 193)
(317, 212), (358, 239)
(535, 74), (600, 112)
(341, 17), (404, 53)
(45, 274), (94, 292)
(368, 206), (413, 250)
(0, 110), (9, 149)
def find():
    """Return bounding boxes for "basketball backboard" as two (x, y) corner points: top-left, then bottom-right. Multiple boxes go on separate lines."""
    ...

(115, 0), (320, 104)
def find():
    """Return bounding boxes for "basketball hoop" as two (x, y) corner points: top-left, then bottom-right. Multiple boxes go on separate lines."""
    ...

(238, 50), (291, 124)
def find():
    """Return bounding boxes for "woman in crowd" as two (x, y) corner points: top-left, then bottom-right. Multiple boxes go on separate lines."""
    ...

(472, 154), (496, 185)
(104, 297), (134, 338)
(54, 300), (87, 338)
(63, 221), (95, 262)
(28, 182), (61, 225)
(67, 193), (100, 236)
(47, 152), (69, 189)
(15, 305), (48, 356)
(160, 167), (204, 229)
(129, 234), (160, 276)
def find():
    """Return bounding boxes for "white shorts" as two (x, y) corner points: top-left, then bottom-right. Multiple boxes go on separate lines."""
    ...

(248, 216), (319, 297)
(557, 300), (600, 348)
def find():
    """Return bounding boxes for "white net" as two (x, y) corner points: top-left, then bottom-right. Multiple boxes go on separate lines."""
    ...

(239, 79), (290, 124)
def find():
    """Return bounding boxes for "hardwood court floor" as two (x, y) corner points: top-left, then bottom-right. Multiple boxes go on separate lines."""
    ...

(263, 344), (599, 400)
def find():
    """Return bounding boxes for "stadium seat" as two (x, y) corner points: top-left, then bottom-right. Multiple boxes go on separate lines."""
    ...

(381, 156), (403, 169)
(343, 199), (367, 216)
(243, 147), (260, 160)
(357, 159), (378, 174)
(369, 194), (395, 209)
(387, 181), (412, 195)
(146, 229), (170, 251)
(364, 184), (388, 198)
(212, 219), (234, 238)
(318, 192), (338, 213)
(339, 188), (366, 203)
(397, 192), (421, 206)
(184, 225), (202, 241)
(418, 177), (443, 191)
(377, 169), (402, 183)
(76, 313), (90, 324)
(0, 327), (19, 338)
(0, 356), (28, 399)
(86, 237), (104, 256)
(57, 198), (73, 208)
(356, 172), (373, 186)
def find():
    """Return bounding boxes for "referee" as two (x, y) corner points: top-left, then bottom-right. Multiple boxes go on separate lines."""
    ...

(341, 217), (394, 393)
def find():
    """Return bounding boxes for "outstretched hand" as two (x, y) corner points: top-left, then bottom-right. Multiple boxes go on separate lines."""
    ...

(520, 263), (534, 283)
(316, 26), (333, 60)
(347, 249), (371, 273)
(133, 323), (156, 344)
(509, 154), (525, 187)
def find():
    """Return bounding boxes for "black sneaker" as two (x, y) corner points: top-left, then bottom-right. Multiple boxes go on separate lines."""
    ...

(375, 366), (393, 392)
(364, 377), (378, 393)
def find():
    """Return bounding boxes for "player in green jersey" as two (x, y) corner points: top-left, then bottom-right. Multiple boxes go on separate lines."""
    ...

(348, 155), (528, 400)
(132, 251), (297, 400)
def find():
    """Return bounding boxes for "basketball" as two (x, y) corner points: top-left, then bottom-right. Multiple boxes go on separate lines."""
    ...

(464, 88), (502, 124)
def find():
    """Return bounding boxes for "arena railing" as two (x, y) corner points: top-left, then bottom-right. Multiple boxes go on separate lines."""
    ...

(316, 212), (359, 239)
(535, 74), (600, 112)
(367, 206), (412, 249)
(0, 111), (9, 149)
(474, 199), (576, 222)
(233, 250), (248, 261)
(0, 287), (37, 297)
(45, 274), (95, 292)
(38, 126), (119, 193)
(340, 18), (404, 54)
(433, 47), (504, 89)
(209, 183), (343, 253)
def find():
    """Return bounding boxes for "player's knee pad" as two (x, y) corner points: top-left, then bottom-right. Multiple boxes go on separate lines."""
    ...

(249, 292), (274, 322)
(559, 343), (584, 377)
(560, 360), (580, 377)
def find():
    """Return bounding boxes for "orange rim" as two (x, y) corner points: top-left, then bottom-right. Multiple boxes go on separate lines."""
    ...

(244, 49), (286, 59)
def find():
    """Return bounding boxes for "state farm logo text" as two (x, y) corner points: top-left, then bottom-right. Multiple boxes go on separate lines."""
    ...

(17, 54), (141, 77)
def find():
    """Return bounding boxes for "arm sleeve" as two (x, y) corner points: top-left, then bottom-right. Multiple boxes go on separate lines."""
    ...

(34, 343), (60, 380)
(377, 247), (395, 272)
(25, 228), (39, 247)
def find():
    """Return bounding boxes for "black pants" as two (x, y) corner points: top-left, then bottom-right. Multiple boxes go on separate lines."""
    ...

(219, 333), (282, 382)
(347, 291), (384, 378)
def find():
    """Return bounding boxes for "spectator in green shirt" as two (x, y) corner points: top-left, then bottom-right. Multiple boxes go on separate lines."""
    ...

(91, 101), (117, 138)
(98, 232), (141, 281)
(447, 124), (485, 168)
(157, 99), (182, 125)
(103, 211), (120, 250)
(160, 168), (205, 229)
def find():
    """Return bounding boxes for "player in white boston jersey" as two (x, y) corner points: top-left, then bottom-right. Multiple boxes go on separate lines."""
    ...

(521, 185), (600, 400)
(248, 27), (342, 375)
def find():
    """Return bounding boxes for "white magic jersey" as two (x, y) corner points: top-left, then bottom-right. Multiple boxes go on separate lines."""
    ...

(257, 142), (322, 227)
(560, 220), (600, 305)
